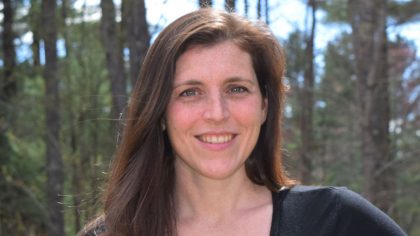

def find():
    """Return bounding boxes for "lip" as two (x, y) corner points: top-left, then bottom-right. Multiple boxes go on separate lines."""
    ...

(194, 132), (237, 151)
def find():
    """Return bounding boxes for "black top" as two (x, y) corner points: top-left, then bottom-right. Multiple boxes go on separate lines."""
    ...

(80, 186), (407, 236)
(270, 186), (406, 236)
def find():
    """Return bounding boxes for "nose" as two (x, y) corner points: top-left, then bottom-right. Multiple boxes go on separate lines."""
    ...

(203, 93), (230, 122)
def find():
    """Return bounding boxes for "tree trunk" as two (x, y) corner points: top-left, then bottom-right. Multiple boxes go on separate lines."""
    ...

(61, 0), (71, 58)
(71, 156), (82, 232)
(100, 0), (127, 120)
(225, 0), (235, 11)
(125, 0), (150, 87)
(60, 0), (82, 231)
(0, 1), (16, 201)
(69, 120), (82, 232)
(41, 0), (65, 235)
(32, 29), (41, 68)
(264, 0), (269, 24)
(199, 0), (212, 8)
(257, 0), (262, 19)
(348, 0), (394, 213)
(299, 0), (316, 184)
(244, 0), (249, 16)
(1, 0), (16, 101)
(29, 0), (41, 70)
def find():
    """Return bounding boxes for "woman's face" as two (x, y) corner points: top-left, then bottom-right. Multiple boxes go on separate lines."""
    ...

(166, 41), (267, 180)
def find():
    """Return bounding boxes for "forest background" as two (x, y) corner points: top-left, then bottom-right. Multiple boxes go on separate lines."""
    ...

(0, 0), (419, 235)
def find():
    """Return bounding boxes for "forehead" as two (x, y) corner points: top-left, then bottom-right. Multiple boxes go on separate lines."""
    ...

(179, 41), (248, 59)
(174, 41), (255, 82)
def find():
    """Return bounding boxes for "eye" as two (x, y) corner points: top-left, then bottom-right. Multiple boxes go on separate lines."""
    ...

(229, 86), (249, 94)
(180, 88), (199, 97)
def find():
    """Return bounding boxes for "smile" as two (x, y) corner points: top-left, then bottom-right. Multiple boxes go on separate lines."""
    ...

(197, 134), (235, 144)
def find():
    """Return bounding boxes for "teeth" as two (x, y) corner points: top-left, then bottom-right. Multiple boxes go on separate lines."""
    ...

(200, 135), (233, 144)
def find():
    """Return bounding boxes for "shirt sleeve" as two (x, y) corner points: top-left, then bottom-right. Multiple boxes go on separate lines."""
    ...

(333, 187), (407, 236)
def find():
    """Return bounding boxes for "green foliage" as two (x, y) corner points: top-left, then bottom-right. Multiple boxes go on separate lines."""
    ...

(1, 1), (419, 235)
(281, 30), (305, 178)
(0, 59), (47, 234)
(57, 19), (114, 235)
(320, 0), (420, 25)
(388, 38), (420, 235)
(283, 30), (306, 83)
(0, 127), (47, 235)
(318, 0), (348, 23)
(317, 33), (362, 188)
(1, 4), (113, 234)
(388, 1), (420, 25)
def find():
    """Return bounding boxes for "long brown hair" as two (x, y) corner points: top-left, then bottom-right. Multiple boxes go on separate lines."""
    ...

(103, 8), (294, 236)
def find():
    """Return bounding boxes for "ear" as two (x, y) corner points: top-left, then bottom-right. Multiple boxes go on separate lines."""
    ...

(261, 98), (268, 125)
(161, 118), (166, 131)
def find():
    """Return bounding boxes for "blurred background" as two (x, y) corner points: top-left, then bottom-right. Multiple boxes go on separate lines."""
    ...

(0, 0), (419, 235)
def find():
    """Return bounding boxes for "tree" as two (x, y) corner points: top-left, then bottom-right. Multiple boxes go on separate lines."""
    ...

(388, 1), (420, 26)
(298, 0), (317, 184)
(1, 0), (16, 154)
(264, 0), (269, 24)
(41, 0), (65, 235)
(225, 0), (235, 11)
(1, 0), (419, 234)
(29, 0), (41, 69)
(255, 0), (269, 23)
(199, 0), (213, 8)
(387, 37), (420, 234)
(100, 0), (127, 120)
(348, 0), (394, 213)
(1, 0), (16, 101)
(244, 0), (249, 16)
(318, 33), (360, 187)
(125, 0), (150, 87)
(62, 7), (114, 230)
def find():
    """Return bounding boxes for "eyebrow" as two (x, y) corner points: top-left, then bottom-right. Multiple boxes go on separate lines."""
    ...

(173, 76), (257, 88)
(225, 77), (257, 85)
(173, 79), (203, 89)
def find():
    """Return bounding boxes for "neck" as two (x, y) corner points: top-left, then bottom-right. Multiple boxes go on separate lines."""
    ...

(174, 164), (271, 223)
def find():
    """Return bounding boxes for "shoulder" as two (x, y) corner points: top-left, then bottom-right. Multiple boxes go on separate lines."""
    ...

(275, 185), (343, 201)
(272, 185), (343, 213)
(271, 185), (343, 235)
(77, 215), (107, 236)
(327, 187), (407, 235)
(271, 185), (406, 236)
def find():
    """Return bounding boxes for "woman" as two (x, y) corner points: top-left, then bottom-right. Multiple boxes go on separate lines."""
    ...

(80, 8), (406, 236)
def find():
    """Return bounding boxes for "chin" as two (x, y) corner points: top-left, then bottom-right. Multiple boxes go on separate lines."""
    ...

(197, 164), (246, 180)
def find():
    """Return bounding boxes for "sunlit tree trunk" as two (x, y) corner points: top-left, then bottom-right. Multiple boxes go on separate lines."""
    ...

(348, 0), (395, 213)
(41, 0), (65, 235)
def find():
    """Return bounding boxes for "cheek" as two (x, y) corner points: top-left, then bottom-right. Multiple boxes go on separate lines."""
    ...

(233, 98), (266, 125)
(166, 102), (198, 135)
(167, 104), (183, 130)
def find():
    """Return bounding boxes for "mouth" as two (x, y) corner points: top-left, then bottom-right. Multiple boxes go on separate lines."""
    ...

(196, 134), (235, 144)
